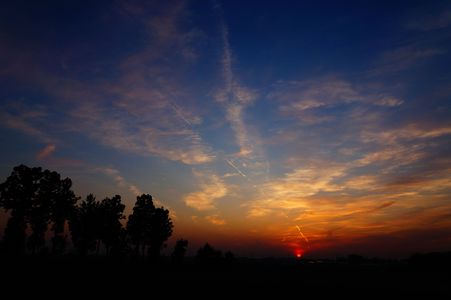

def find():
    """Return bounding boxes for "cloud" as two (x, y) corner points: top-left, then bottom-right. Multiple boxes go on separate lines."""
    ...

(36, 144), (56, 160)
(0, 106), (54, 144)
(215, 20), (259, 158)
(349, 122), (451, 176)
(386, 172), (451, 194)
(213, 17), (269, 182)
(246, 182), (451, 255)
(225, 101), (255, 157)
(205, 214), (226, 225)
(361, 124), (451, 144)
(265, 164), (347, 198)
(183, 170), (228, 211)
(245, 162), (351, 217)
(353, 144), (426, 169)
(71, 102), (215, 164)
(270, 77), (404, 125)
(370, 46), (445, 75)
(0, 2), (214, 166)
(97, 167), (143, 196)
(223, 172), (241, 178)
(54, 4), (215, 166)
(118, 0), (202, 62)
(273, 78), (362, 112)
(406, 10), (451, 31)
(373, 97), (404, 107)
(95, 165), (177, 218)
(342, 175), (378, 191)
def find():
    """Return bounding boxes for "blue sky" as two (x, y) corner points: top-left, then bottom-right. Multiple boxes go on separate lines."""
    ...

(1, 0), (451, 257)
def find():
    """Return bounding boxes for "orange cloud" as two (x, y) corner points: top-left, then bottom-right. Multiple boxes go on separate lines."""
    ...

(184, 170), (228, 211)
(206, 214), (226, 226)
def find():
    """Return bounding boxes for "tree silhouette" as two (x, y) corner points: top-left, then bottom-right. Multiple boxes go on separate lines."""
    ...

(127, 194), (173, 258)
(224, 250), (235, 262)
(196, 243), (222, 264)
(127, 194), (154, 256)
(69, 194), (101, 255)
(171, 239), (188, 265)
(1, 165), (174, 259)
(110, 228), (130, 257)
(0, 165), (78, 255)
(147, 207), (173, 258)
(0, 165), (42, 255)
(99, 195), (125, 255)
(27, 171), (51, 254)
(41, 170), (78, 254)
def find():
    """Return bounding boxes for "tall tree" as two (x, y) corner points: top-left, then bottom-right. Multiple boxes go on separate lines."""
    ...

(0, 165), (42, 255)
(127, 194), (155, 255)
(99, 195), (125, 255)
(69, 194), (101, 255)
(51, 179), (78, 254)
(127, 194), (173, 258)
(147, 207), (173, 258)
(1, 165), (78, 255)
(42, 170), (78, 254)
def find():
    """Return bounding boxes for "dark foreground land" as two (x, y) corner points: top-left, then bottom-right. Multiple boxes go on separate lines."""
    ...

(2, 254), (450, 297)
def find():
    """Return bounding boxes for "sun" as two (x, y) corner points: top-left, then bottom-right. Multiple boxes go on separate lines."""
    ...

(295, 249), (303, 258)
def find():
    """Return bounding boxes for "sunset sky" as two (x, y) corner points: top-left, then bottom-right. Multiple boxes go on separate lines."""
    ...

(1, 0), (451, 257)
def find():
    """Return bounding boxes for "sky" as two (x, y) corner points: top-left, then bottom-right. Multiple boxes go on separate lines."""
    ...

(1, 0), (451, 258)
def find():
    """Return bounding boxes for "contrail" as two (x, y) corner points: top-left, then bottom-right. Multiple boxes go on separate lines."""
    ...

(226, 159), (247, 177)
(296, 225), (310, 245)
(170, 102), (192, 126)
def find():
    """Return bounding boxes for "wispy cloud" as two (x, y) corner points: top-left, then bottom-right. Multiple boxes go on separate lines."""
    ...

(246, 120), (451, 217)
(406, 10), (451, 31)
(215, 21), (258, 157)
(373, 97), (404, 107)
(36, 144), (56, 160)
(246, 182), (451, 254)
(71, 101), (215, 164)
(119, 0), (202, 62)
(214, 16), (269, 182)
(273, 77), (362, 111)
(97, 167), (143, 196)
(183, 170), (228, 211)
(0, 105), (54, 144)
(265, 164), (347, 198)
(370, 45), (445, 75)
(15, 3), (214, 166)
(270, 77), (404, 124)
(361, 124), (451, 144)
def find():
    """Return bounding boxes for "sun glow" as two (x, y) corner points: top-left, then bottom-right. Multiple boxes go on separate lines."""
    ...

(295, 249), (304, 258)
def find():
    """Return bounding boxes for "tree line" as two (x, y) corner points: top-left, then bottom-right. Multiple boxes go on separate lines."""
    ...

(0, 164), (235, 263)
(0, 164), (174, 258)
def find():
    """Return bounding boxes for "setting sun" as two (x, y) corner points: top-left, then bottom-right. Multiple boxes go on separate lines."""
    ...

(295, 249), (304, 259)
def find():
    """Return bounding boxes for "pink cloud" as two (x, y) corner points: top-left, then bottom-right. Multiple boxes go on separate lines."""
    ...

(36, 144), (56, 160)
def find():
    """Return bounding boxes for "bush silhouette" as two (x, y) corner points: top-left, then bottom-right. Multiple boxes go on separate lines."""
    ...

(196, 243), (222, 265)
(172, 239), (188, 265)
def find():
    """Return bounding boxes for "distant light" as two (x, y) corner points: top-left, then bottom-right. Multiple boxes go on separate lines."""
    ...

(296, 253), (302, 258)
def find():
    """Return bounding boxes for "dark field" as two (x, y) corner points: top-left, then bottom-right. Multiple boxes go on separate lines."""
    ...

(2, 254), (450, 297)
